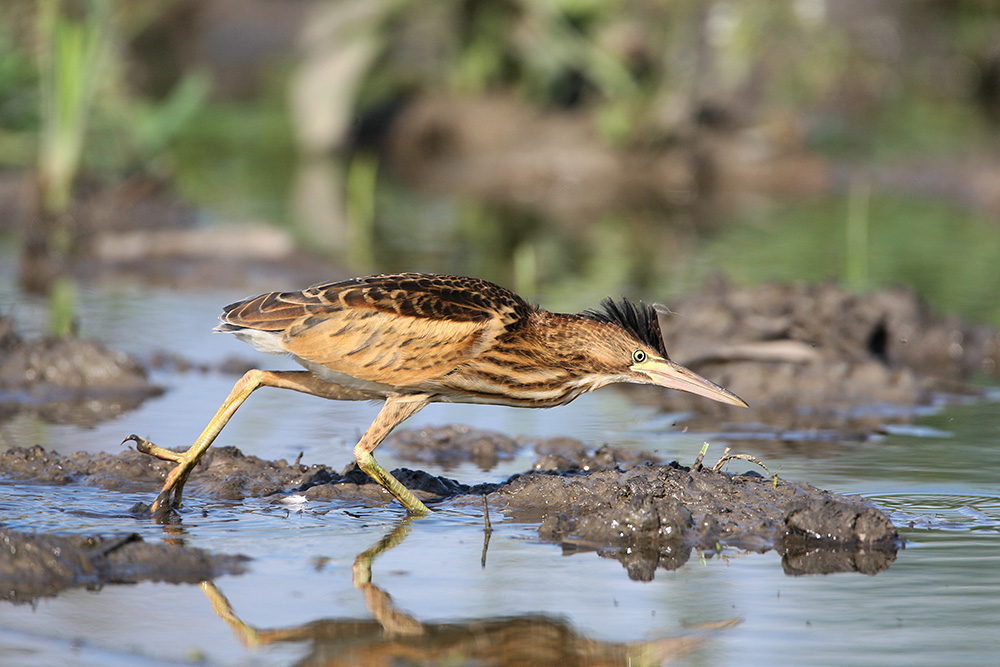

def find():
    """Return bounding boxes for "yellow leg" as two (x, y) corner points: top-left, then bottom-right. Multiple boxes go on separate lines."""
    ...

(352, 518), (424, 635)
(354, 394), (433, 515)
(124, 370), (377, 514)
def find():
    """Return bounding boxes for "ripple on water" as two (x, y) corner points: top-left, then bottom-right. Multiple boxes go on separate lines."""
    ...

(868, 493), (1000, 532)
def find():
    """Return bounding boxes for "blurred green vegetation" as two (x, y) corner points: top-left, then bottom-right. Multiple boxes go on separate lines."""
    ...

(29, 0), (115, 335)
(704, 193), (1000, 326)
(1, 0), (1000, 330)
(0, 1), (211, 181)
(168, 97), (295, 222)
(4, 2), (999, 204)
(6, 0), (211, 333)
(0, 29), (38, 158)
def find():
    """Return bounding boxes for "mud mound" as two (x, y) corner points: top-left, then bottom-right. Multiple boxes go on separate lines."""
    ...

(0, 529), (248, 603)
(653, 280), (1000, 435)
(0, 433), (899, 577)
(497, 464), (897, 579)
(0, 315), (162, 426)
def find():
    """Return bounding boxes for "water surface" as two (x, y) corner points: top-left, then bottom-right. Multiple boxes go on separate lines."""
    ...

(1, 283), (998, 667)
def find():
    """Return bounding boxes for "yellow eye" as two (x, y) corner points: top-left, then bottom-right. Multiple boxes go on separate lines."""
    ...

(631, 349), (647, 364)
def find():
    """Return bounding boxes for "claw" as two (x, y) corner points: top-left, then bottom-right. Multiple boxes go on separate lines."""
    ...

(123, 434), (185, 463)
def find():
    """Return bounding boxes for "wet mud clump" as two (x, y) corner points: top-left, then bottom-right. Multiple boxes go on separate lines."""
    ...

(499, 462), (897, 579)
(0, 443), (488, 506)
(491, 440), (898, 579)
(0, 430), (899, 578)
(651, 280), (1000, 436)
(0, 529), (248, 603)
(0, 314), (162, 426)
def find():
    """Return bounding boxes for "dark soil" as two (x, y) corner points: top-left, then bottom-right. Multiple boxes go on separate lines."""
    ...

(385, 424), (521, 471)
(0, 529), (248, 604)
(650, 279), (1000, 437)
(0, 314), (163, 426)
(503, 465), (898, 579)
(0, 427), (900, 580)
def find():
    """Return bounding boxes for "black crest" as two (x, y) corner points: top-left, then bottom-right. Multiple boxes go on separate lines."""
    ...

(582, 297), (668, 358)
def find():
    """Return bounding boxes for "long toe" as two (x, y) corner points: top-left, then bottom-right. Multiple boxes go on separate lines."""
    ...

(124, 434), (186, 463)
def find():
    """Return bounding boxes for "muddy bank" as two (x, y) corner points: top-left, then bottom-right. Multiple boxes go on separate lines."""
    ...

(0, 314), (163, 426)
(0, 529), (247, 604)
(651, 279), (1000, 437)
(0, 430), (899, 577)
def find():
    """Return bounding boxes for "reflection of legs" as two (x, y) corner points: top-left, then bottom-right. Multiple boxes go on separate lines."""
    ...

(203, 517), (421, 648)
(126, 370), (377, 514)
(353, 394), (432, 514)
(352, 518), (424, 636)
(201, 581), (261, 648)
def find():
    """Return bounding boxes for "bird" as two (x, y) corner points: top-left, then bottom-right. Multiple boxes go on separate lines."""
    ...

(125, 273), (747, 515)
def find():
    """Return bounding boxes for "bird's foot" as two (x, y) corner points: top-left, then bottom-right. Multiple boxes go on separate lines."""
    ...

(380, 474), (432, 516)
(356, 452), (432, 515)
(122, 434), (195, 515)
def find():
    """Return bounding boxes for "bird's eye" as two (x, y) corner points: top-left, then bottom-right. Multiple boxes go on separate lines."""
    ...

(631, 349), (647, 364)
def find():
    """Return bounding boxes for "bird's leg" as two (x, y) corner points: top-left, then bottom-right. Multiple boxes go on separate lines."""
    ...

(352, 518), (424, 636)
(200, 581), (262, 648)
(354, 393), (432, 515)
(126, 370), (377, 514)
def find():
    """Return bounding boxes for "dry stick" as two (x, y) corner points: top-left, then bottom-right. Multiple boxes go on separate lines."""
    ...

(694, 442), (771, 475)
(712, 448), (770, 475)
(481, 494), (493, 569)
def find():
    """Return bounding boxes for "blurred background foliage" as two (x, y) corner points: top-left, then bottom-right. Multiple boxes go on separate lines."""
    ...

(2, 0), (1000, 324)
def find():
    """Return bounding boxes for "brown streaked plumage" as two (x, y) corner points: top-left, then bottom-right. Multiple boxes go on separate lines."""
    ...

(126, 273), (747, 515)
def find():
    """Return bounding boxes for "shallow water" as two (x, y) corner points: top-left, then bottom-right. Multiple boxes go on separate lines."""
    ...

(2, 285), (999, 666)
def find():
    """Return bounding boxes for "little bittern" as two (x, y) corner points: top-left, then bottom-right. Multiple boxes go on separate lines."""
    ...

(127, 273), (747, 515)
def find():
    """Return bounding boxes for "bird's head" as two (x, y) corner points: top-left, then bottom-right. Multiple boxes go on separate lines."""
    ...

(579, 297), (748, 408)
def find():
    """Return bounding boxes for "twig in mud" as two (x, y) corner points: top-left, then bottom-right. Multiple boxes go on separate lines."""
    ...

(481, 494), (493, 569)
(712, 448), (770, 475)
(692, 442), (710, 471)
(693, 442), (771, 475)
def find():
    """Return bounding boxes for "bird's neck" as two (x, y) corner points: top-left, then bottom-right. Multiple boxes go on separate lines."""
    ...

(531, 312), (622, 384)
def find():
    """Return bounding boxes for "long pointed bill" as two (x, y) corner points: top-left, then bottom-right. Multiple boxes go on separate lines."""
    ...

(633, 357), (748, 407)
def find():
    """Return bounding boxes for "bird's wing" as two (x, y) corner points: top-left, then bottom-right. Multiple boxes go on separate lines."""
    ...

(219, 274), (531, 386)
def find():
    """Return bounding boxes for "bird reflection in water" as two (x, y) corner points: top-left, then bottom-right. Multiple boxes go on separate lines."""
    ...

(198, 518), (741, 667)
